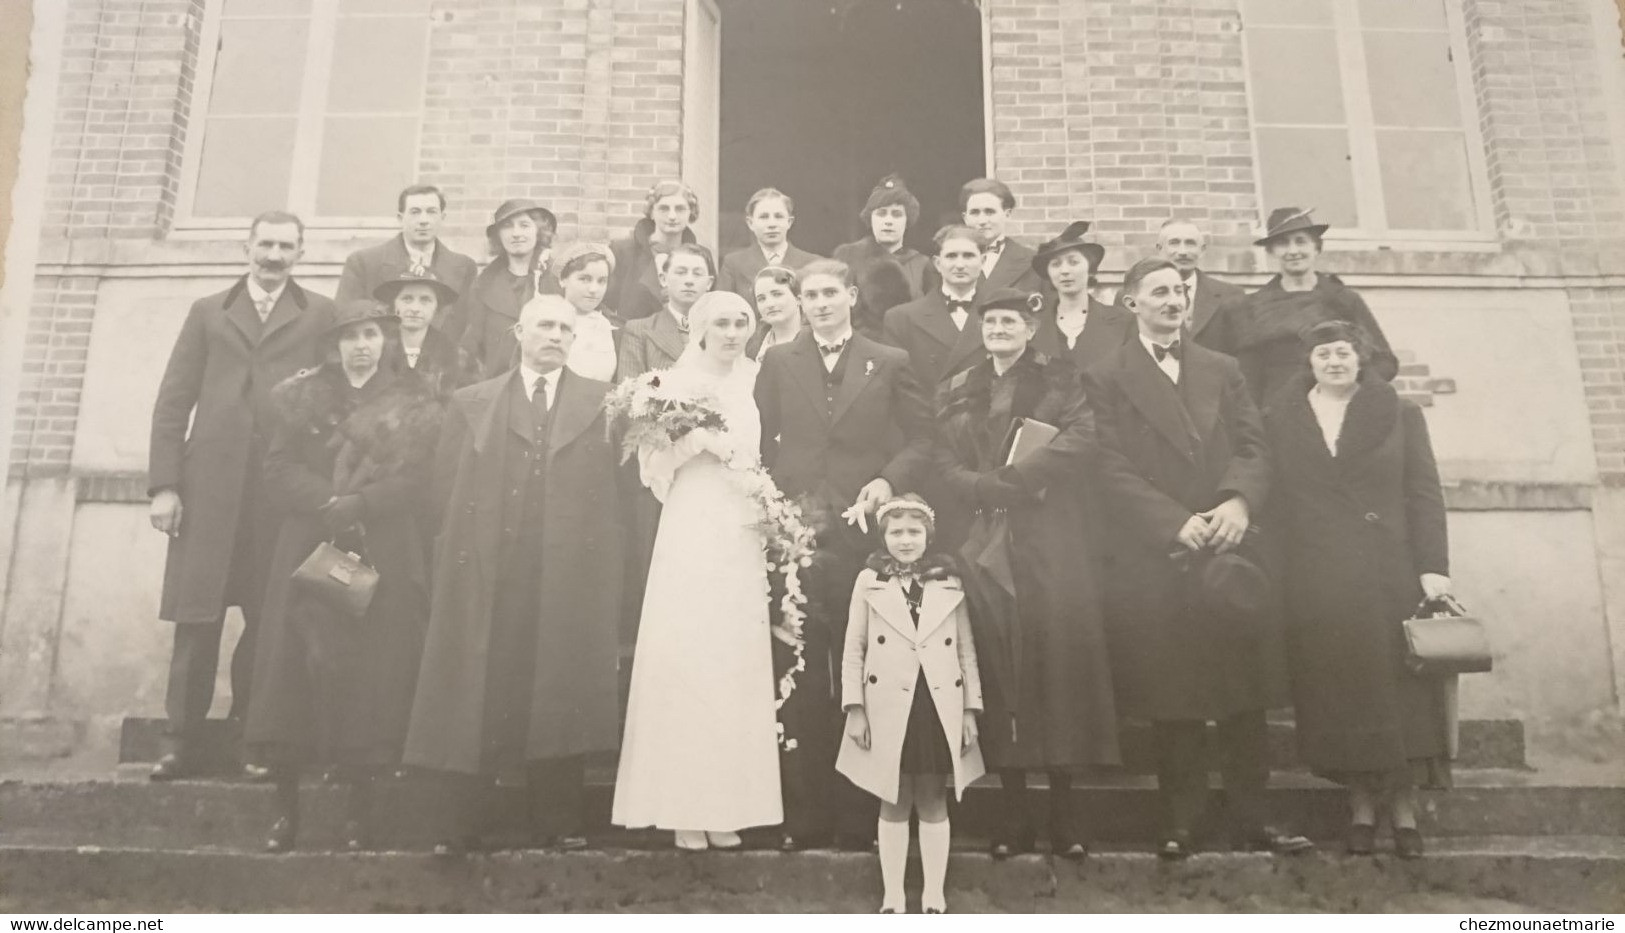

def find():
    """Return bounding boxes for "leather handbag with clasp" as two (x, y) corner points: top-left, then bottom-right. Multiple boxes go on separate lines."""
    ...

(1402, 594), (1491, 676)
(291, 535), (379, 619)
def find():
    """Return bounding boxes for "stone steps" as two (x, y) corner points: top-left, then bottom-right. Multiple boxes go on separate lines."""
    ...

(2, 839), (1621, 913)
(4, 769), (1620, 853)
(116, 716), (1531, 772)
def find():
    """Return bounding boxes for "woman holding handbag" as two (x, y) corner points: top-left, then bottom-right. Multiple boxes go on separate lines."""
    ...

(247, 299), (445, 853)
(931, 288), (1120, 859)
(1263, 320), (1455, 859)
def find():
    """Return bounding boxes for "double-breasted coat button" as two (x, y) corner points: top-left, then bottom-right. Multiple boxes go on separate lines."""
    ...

(955, 678), (962, 687)
(1365, 512), (1380, 522)
(944, 637), (952, 646)
(867, 674), (878, 684)
(877, 634), (885, 644)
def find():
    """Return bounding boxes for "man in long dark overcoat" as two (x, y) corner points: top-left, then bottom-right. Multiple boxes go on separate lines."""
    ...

(403, 295), (623, 852)
(147, 211), (333, 779)
(334, 183), (477, 343)
(1088, 257), (1309, 860)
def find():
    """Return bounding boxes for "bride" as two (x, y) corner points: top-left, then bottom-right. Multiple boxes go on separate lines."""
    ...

(612, 291), (784, 849)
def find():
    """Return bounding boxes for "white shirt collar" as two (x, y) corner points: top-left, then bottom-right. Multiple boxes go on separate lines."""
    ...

(814, 326), (854, 349)
(760, 242), (786, 265)
(941, 285), (976, 303)
(1139, 331), (1179, 355)
(404, 239), (436, 267)
(245, 276), (286, 309)
(666, 305), (689, 331)
(520, 363), (560, 401)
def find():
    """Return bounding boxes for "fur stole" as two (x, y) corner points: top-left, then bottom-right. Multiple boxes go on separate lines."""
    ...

(270, 364), (446, 482)
(864, 549), (959, 583)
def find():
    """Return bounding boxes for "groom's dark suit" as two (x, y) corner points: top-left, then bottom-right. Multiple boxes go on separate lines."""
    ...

(756, 329), (933, 843)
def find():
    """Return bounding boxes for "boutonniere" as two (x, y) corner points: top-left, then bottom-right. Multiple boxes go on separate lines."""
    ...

(864, 360), (876, 377)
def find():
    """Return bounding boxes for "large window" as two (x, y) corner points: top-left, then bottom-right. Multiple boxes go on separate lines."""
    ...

(181, 0), (433, 227)
(1241, 0), (1492, 240)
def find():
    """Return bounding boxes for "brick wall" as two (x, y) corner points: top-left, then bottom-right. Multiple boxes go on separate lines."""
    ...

(9, 276), (96, 478)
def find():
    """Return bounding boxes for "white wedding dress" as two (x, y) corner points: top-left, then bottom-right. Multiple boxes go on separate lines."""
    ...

(612, 359), (784, 832)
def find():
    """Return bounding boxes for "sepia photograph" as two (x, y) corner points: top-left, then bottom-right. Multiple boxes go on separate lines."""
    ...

(0, 0), (1623, 918)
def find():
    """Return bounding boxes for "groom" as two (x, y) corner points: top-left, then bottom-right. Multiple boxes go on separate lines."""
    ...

(756, 258), (934, 850)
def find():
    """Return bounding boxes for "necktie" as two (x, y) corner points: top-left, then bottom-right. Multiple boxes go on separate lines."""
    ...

(819, 339), (847, 358)
(904, 578), (924, 624)
(1152, 340), (1182, 362)
(255, 295), (273, 321)
(674, 313), (689, 334)
(532, 376), (551, 414)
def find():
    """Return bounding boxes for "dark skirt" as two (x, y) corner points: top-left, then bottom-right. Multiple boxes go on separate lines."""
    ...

(899, 670), (954, 777)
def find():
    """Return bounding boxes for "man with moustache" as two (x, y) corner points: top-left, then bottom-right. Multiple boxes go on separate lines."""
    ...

(148, 211), (334, 780)
(1150, 218), (1245, 342)
(335, 184), (478, 343)
(1089, 257), (1310, 861)
(960, 178), (1043, 294)
(756, 258), (933, 851)
(405, 295), (624, 853)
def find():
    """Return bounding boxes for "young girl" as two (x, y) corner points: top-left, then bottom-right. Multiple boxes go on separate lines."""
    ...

(839, 495), (984, 914)
(554, 241), (623, 382)
(748, 264), (802, 361)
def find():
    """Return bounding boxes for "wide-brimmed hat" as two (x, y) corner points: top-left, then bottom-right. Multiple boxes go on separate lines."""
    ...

(860, 173), (920, 228)
(1032, 220), (1106, 281)
(974, 286), (1045, 318)
(372, 265), (460, 308)
(1190, 549), (1272, 638)
(1255, 206), (1330, 247)
(322, 299), (398, 342)
(485, 198), (558, 239)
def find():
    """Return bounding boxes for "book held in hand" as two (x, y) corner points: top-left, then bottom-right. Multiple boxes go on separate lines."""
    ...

(1003, 417), (1059, 466)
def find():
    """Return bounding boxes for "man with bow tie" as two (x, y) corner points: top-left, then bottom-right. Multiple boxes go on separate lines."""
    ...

(1149, 218), (1246, 342)
(756, 258), (934, 851)
(882, 225), (992, 391)
(147, 211), (334, 780)
(960, 178), (1043, 294)
(1088, 257), (1311, 861)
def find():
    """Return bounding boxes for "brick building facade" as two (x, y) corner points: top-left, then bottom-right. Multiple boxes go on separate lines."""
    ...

(2, 0), (1623, 767)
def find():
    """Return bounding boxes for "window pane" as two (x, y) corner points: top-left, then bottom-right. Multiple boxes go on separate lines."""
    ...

(1364, 32), (1461, 127)
(223, 0), (310, 15)
(1247, 28), (1346, 125)
(315, 117), (420, 216)
(208, 18), (308, 115)
(326, 16), (429, 113)
(192, 117), (298, 217)
(1359, 0), (1447, 31)
(338, 0), (432, 13)
(1377, 130), (1476, 230)
(1241, 0), (1333, 26)
(1255, 127), (1359, 229)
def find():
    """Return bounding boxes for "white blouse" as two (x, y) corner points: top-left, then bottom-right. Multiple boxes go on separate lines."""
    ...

(567, 311), (619, 382)
(1307, 385), (1354, 455)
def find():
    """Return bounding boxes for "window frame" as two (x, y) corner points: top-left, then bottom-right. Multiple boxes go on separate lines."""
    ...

(175, 0), (431, 233)
(1239, 0), (1497, 247)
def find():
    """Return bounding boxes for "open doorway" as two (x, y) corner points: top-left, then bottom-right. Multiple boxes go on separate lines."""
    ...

(713, 0), (986, 258)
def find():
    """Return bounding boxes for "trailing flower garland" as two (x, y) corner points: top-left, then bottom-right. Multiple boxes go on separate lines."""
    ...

(605, 369), (817, 751)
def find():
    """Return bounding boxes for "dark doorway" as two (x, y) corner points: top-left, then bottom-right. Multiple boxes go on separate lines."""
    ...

(715, 0), (986, 258)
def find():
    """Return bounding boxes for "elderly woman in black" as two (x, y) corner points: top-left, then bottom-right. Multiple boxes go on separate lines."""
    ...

(933, 288), (1121, 859)
(247, 300), (443, 853)
(608, 179), (702, 322)
(1264, 320), (1453, 859)
(1205, 207), (1397, 405)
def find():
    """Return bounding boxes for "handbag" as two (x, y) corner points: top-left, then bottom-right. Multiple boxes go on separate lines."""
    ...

(1402, 594), (1491, 676)
(291, 535), (379, 619)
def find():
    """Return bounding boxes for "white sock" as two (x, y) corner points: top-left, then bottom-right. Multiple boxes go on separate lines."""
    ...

(918, 817), (951, 911)
(876, 818), (910, 911)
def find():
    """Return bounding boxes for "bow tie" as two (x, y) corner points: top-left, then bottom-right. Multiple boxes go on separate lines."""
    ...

(945, 298), (972, 314)
(1152, 340), (1182, 362)
(818, 339), (848, 358)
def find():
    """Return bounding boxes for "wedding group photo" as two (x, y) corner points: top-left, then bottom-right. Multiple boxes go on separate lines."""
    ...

(0, 0), (1623, 918)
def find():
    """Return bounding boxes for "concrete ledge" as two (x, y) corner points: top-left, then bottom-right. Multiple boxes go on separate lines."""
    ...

(0, 840), (1620, 912)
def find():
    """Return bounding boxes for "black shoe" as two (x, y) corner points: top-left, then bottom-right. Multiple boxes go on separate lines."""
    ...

(990, 826), (1035, 860)
(1051, 835), (1089, 861)
(1346, 823), (1376, 856)
(241, 763), (272, 783)
(832, 831), (872, 852)
(1156, 831), (1193, 861)
(550, 834), (590, 852)
(265, 817), (297, 853)
(149, 753), (199, 782)
(1393, 827), (1424, 859)
(1236, 827), (1315, 855)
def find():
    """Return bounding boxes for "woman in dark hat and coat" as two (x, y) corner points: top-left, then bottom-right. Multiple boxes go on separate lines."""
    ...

(374, 268), (480, 399)
(1203, 207), (1397, 405)
(833, 174), (930, 339)
(1029, 221), (1136, 373)
(607, 179), (702, 322)
(247, 299), (444, 853)
(462, 198), (559, 377)
(933, 288), (1121, 859)
(1264, 320), (1454, 859)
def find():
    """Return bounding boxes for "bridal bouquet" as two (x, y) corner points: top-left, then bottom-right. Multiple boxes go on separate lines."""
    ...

(605, 369), (818, 751)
